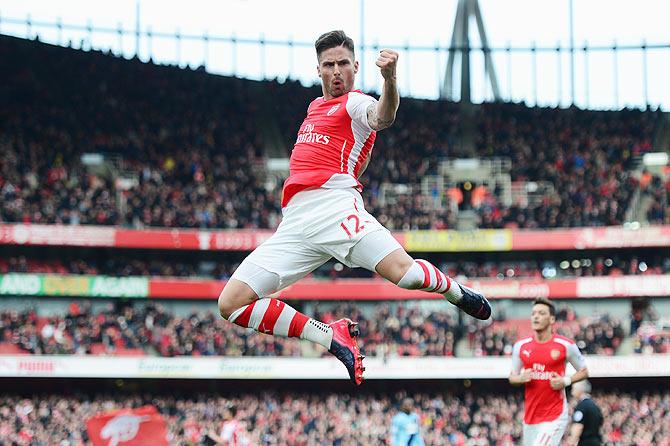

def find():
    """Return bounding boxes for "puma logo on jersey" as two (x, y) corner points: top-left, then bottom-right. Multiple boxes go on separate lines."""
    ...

(522, 349), (530, 358)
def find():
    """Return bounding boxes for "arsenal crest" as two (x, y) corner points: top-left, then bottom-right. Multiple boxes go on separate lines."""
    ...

(550, 349), (561, 360)
(327, 104), (341, 116)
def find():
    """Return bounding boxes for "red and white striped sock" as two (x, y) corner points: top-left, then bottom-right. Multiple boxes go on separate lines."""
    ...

(227, 298), (333, 349)
(397, 259), (463, 304)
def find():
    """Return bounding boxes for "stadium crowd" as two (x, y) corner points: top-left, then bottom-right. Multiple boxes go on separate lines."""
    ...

(469, 313), (626, 356)
(0, 390), (667, 445)
(3, 254), (669, 280)
(0, 301), (639, 358)
(0, 28), (668, 446)
(471, 103), (657, 229)
(634, 322), (670, 354)
(1, 36), (665, 232)
(1, 35), (280, 230)
(0, 302), (460, 358)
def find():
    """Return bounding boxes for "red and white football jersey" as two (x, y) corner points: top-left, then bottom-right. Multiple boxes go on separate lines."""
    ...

(220, 419), (248, 446)
(281, 90), (377, 207)
(511, 334), (587, 424)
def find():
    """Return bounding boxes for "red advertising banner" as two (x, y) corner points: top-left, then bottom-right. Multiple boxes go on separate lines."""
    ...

(576, 275), (670, 298)
(115, 228), (276, 250)
(114, 228), (201, 250)
(1, 224), (670, 252)
(511, 226), (670, 251)
(2, 273), (668, 300)
(86, 405), (169, 446)
(149, 277), (580, 300)
(149, 275), (670, 300)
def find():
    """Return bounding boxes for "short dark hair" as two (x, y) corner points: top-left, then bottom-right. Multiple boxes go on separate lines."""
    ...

(533, 297), (555, 316)
(315, 30), (355, 60)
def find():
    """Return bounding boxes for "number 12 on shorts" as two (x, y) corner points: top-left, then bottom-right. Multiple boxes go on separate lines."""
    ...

(340, 214), (371, 238)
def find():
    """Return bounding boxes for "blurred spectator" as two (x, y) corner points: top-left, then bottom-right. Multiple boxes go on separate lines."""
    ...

(634, 322), (670, 354)
(644, 173), (670, 225)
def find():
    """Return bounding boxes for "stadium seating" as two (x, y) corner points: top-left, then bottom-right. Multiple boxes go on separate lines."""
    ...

(1, 35), (668, 446)
(1, 36), (665, 230)
(0, 391), (667, 445)
(468, 315), (625, 356)
(0, 302), (642, 358)
(3, 254), (669, 279)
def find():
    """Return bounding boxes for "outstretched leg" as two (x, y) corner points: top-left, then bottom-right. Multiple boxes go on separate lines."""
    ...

(349, 230), (491, 320)
(377, 248), (491, 320)
(218, 265), (365, 385)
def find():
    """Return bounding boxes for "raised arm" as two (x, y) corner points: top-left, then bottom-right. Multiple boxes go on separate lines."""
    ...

(366, 49), (400, 131)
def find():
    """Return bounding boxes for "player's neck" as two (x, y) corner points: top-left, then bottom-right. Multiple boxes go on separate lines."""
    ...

(321, 89), (350, 101)
(534, 328), (553, 343)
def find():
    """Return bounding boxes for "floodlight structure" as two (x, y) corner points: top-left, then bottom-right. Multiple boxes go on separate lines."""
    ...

(442, 0), (501, 103)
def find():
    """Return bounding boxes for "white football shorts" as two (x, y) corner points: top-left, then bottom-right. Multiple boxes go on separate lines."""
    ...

(522, 410), (568, 446)
(231, 187), (402, 297)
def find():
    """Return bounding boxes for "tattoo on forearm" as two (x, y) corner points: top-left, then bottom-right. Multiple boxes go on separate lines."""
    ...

(367, 105), (394, 130)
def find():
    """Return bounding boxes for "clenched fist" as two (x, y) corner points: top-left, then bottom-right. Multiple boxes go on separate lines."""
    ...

(376, 49), (398, 81)
(519, 368), (532, 383)
(549, 372), (566, 390)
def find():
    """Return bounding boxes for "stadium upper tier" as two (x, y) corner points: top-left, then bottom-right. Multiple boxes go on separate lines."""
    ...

(0, 391), (667, 445)
(1, 35), (667, 230)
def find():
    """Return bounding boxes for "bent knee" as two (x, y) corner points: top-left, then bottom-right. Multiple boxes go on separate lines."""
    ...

(217, 294), (235, 320)
(376, 251), (416, 284)
(218, 279), (258, 319)
(395, 257), (417, 277)
(218, 292), (247, 320)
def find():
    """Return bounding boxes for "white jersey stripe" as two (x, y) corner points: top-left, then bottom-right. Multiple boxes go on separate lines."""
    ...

(345, 92), (375, 175)
(511, 337), (533, 374)
(346, 123), (371, 175)
(340, 140), (347, 173)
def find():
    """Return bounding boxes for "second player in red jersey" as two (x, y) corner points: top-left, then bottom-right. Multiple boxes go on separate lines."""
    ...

(509, 298), (589, 446)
